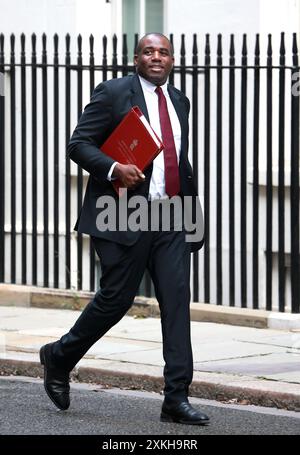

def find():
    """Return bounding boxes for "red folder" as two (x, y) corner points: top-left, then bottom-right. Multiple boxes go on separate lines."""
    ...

(101, 106), (164, 196)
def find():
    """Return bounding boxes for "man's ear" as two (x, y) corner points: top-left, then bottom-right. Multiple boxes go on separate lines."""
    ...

(133, 54), (138, 66)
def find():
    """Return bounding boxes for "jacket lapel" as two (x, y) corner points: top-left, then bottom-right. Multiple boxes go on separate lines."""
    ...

(129, 74), (153, 179)
(130, 74), (150, 122)
(167, 86), (188, 158)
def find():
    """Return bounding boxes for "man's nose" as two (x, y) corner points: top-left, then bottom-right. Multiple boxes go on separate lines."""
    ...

(151, 51), (161, 60)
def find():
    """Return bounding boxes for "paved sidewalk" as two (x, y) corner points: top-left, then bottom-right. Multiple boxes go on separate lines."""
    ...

(0, 305), (300, 411)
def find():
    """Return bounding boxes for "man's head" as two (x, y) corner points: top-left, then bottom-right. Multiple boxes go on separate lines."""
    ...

(134, 33), (174, 86)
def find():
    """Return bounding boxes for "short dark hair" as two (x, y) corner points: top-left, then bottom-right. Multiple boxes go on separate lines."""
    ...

(135, 33), (174, 56)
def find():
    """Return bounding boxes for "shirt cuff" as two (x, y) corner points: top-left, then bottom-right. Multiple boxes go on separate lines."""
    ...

(107, 162), (119, 181)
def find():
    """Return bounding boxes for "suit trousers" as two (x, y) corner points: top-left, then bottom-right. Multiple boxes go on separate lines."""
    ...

(51, 223), (193, 404)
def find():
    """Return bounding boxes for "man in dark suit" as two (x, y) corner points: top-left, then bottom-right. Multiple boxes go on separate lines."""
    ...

(40, 33), (209, 425)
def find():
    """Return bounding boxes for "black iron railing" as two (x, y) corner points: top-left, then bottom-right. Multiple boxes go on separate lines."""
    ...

(0, 32), (299, 312)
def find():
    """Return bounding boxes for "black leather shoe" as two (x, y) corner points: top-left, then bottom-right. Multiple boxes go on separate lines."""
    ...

(161, 401), (210, 425)
(39, 343), (70, 410)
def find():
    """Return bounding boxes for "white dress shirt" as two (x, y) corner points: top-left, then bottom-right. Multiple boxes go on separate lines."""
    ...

(107, 75), (182, 200)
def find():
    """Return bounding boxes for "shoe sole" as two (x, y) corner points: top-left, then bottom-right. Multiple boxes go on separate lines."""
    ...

(39, 346), (69, 411)
(160, 412), (210, 426)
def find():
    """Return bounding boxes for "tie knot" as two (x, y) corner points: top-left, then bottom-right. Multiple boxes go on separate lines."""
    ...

(155, 86), (163, 95)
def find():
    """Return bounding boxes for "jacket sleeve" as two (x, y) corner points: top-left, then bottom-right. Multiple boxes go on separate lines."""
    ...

(67, 82), (116, 182)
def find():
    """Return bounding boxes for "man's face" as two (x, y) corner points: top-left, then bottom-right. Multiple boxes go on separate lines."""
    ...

(134, 35), (174, 86)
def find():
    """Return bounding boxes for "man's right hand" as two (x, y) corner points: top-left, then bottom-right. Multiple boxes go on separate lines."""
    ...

(112, 163), (146, 189)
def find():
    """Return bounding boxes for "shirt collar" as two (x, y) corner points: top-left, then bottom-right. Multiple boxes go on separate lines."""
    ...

(138, 75), (169, 96)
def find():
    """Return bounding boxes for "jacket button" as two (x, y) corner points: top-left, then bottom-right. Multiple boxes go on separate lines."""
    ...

(187, 175), (192, 179)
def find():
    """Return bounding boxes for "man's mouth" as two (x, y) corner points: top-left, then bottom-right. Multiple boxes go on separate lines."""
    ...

(149, 65), (164, 72)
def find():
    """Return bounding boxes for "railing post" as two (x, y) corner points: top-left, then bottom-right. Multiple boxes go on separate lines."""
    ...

(53, 33), (59, 288)
(65, 33), (71, 289)
(134, 33), (139, 60)
(278, 32), (286, 312)
(122, 33), (128, 77)
(31, 33), (38, 286)
(112, 34), (118, 79)
(169, 33), (174, 86)
(229, 34), (235, 307)
(216, 33), (223, 305)
(266, 34), (273, 311)
(192, 33), (199, 302)
(204, 34), (211, 304)
(42, 33), (49, 287)
(180, 34), (186, 95)
(290, 33), (300, 313)
(76, 34), (83, 290)
(89, 34), (96, 292)
(240, 34), (248, 308)
(252, 34), (260, 309)
(20, 34), (27, 284)
(89, 34), (95, 94)
(102, 35), (108, 82)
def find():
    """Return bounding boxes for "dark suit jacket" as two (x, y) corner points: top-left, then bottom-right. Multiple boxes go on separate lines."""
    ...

(68, 74), (204, 251)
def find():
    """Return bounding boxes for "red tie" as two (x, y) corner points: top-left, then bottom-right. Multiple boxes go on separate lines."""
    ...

(155, 86), (180, 197)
